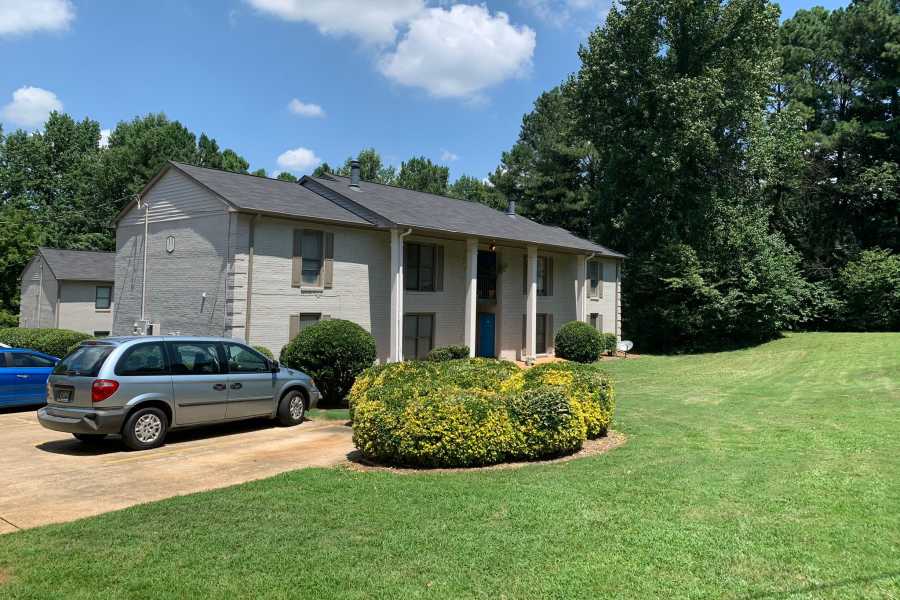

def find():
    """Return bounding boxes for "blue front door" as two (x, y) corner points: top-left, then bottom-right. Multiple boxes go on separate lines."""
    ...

(477, 313), (495, 357)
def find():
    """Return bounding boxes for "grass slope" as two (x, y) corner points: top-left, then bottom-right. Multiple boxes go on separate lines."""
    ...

(1, 333), (898, 599)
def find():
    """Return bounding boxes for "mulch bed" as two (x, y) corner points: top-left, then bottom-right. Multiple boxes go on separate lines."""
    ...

(344, 430), (626, 475)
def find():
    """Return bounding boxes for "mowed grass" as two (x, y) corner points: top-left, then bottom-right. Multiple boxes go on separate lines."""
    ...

(1, 333), (898, 599)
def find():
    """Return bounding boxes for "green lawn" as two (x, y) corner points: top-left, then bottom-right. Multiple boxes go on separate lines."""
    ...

(306, 407), (351, 421)
(1, 333), (898, 599)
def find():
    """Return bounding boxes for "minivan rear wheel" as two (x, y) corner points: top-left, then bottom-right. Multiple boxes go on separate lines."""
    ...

(122, 407), (168, 451)
(277, 390), (306, 426)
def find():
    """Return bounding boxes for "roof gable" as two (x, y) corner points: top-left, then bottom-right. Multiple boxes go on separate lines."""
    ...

(38, 248), (115, 281)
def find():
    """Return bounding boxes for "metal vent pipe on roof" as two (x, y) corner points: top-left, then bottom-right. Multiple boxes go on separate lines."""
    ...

(350, 160), (361, 189)
(506, 200), (517, 216)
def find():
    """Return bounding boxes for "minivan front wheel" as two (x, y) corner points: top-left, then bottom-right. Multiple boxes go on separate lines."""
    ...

(122, 407), (168, 451)
(277, 390), (306, 426)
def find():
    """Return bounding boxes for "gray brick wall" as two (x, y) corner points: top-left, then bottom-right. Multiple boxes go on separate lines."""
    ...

(18, 256), (58, 329)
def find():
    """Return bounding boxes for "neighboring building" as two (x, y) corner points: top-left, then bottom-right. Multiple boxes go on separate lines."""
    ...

(112, 161), (624, 362)
(19, 248), (115, 336)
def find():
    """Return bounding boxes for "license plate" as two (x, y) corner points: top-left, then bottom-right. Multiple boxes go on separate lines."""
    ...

(55, 389), (72, 403)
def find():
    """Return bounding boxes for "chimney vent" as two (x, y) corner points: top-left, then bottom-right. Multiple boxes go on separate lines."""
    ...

(349, 160), (361, 189)
(506, 200), (517, 216)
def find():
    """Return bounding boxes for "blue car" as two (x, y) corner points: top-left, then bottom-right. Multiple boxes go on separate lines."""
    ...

(0, 348), (60, 408)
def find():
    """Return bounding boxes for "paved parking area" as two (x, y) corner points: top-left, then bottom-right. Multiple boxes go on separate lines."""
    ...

(0, 408), (355, 533)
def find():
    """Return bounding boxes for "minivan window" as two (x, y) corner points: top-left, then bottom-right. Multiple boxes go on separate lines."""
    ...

(225, 343), (269, 373)
(167, 342), (223, 375)
(116, 343), (167, 376)
(53, 345), (114, 377)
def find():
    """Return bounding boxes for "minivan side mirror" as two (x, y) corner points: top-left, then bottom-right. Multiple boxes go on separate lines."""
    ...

(269, 359), (280, 373)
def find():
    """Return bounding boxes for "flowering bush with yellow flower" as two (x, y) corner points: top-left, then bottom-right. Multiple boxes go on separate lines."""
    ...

(350, 358), (615, 468)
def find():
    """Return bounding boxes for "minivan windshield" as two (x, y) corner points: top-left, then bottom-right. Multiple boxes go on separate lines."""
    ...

(53, 345), (114, 377)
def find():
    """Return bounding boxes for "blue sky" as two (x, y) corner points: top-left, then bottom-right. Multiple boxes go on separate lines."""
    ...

(1, 0), (848, 181)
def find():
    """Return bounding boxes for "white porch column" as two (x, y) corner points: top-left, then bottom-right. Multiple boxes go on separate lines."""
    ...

(389, 229), (402, 362)
(525, 245), (538, 361)
(575, 254), (587, 322)
(464, 238), (478, 357)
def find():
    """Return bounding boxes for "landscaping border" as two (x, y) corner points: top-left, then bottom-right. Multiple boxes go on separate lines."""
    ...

(344, 431), (626, 474)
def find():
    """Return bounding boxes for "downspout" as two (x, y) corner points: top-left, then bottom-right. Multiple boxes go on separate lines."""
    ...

(244, 214), (259, 343)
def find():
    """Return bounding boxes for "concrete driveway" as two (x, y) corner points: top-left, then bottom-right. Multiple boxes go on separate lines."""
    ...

(0, 408), (354, 533)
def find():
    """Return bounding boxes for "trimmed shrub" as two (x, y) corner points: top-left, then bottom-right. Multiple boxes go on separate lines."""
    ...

(350, 358), (615, 468)
(515, 362), (616, 438)
(280, 319), (376, 406)
(600, 333), (618, 356)
(426, 345), (470, 361)
(253, 345), (274, 359)
(555, 321), (603, 363)
(0, 328), (92, 358)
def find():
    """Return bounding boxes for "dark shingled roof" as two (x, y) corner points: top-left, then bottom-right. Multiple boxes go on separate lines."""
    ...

(170, 162), (373, 226)
(307, 174), (624, 257)
(39, 248), (115, 281)
(155, 162), (623, 257)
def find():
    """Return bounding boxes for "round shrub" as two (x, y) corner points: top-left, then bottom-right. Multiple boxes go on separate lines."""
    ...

(426, 345), (470, 361)
(554, 321), (603, 363)
(280, 319), (376, 406)
(600, 333), (619, 356)
(0, 327), (92, 358)
(253, 345), (274, 359)
(350, 358), (615, 468)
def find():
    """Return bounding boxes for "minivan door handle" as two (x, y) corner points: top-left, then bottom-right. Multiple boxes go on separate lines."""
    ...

(230, 383), (242, 390)
(212, 383), (226, 391)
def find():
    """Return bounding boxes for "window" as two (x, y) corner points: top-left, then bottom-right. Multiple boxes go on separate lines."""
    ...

(289, 313), (321, 341)
(292, 229), (334, 289)
(53, 345), (113, 377)
(302, 230), (324, 286)
(93, 331), (110, 338)
(225, 343), (269, 373)
(405, 243), (443, 292)
(590, 313), (602, 332)
(522, 313), (550, 355)
(166, 342), (223, 375)
(116, 343), (167, 376)
(523, 255), (553, 296)
(403, 314), (434, 360)
(95, 286), (112, 309)
(5, 352), (56, 368)
(536, 314), (548, 355)
(588, 261), (602, 299)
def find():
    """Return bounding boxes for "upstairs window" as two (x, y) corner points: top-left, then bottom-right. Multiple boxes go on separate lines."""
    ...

(405, 243), (443, 292)
(292, 229), (334, 289)
(588, 261), (603, 299)
(523, 255), (554, 297)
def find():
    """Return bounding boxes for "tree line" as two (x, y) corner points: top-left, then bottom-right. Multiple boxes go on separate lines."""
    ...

(490, 0), (899, 349)
(1, 0), (896, 348)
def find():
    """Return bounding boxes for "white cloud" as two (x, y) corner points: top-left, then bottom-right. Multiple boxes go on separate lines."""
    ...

(287, 98), (325, 118)
(379, 5), (535, 99)
(1, 86), (63, 128)
(246, 0), (423, 44)
(99, 128), (111, 147)
(519, 0), (609, 27)
(0, 0), (74, 35)
(440, 149), (458, 162)
(277, 147), (321, 173)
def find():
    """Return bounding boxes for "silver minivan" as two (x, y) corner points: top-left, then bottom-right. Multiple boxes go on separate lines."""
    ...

(37, 336), (320, 450)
